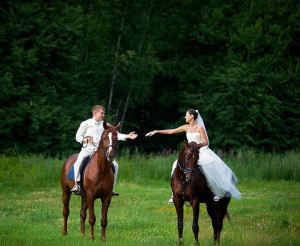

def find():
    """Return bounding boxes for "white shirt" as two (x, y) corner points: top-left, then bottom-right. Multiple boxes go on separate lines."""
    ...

(75, 119), (127, 150)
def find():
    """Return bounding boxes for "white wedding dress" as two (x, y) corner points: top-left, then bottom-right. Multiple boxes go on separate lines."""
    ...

(171, 132), (241, 200)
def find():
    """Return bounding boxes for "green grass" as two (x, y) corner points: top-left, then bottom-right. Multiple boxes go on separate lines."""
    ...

(0, 181), (299, 245)
(0, 150), (299, 245)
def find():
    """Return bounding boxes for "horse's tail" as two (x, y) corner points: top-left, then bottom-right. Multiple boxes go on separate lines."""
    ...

(225, 210), (231, 222)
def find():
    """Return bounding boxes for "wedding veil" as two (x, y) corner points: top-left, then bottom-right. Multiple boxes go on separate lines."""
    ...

(195, 110), (209, 146)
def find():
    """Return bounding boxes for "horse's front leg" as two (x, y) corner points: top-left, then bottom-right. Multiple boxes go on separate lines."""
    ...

(62, 189), (71, 235)
(192, 200), (200, 244)
(173, 196), (184, 244)
(86, 192), (96, 240)
(80, 193), (88, 236)
(100, 196), (112, 241)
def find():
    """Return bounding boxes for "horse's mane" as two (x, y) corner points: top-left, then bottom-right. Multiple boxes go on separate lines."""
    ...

(178, 141), (187, 165)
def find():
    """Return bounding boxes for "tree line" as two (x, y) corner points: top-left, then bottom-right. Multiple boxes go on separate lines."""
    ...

(0, 0), (299, 156)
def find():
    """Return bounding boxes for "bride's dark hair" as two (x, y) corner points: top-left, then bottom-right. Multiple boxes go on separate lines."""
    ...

(187, 109), (198, 120)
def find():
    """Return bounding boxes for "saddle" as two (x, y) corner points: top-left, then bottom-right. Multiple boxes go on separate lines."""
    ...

(67, 155), (115, 181)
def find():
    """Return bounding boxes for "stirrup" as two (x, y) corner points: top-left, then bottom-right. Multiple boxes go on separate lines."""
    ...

(112, 191), (119, 196)
(213, 195), (220, 201)
(71, 184), (81, 194)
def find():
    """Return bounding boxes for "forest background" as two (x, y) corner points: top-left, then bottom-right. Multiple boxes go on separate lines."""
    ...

(1, 0), (299, 157)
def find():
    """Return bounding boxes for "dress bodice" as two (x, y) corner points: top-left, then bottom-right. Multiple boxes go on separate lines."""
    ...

(186, 132), (203, 144)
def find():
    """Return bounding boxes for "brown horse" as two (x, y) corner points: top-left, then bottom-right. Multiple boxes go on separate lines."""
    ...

(171, 140), (231, 245)
(61, 121), (120, 241)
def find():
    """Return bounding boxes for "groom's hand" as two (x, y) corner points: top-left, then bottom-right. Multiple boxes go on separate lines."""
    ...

(127, 131), (138, 140)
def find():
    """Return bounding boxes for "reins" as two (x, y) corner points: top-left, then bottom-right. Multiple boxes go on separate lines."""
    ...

(173, 162), (190, 207)
(82, 136), (97, 149)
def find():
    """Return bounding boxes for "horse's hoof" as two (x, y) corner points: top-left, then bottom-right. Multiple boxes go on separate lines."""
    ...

(89, 236), (94, 240)
(62, 231), (68, 236)
(178, 238), (183, 245)
(213, 239), (220, 245)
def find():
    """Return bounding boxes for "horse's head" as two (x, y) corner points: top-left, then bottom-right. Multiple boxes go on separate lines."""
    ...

(181, 140), (202, 183)
(100, 121), (121, 161)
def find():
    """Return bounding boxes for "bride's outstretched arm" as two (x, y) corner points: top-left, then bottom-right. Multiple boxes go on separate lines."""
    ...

(145, 125), (187, 137)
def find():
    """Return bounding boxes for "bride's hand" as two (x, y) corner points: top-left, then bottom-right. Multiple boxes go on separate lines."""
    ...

(145, 130), (157, 137)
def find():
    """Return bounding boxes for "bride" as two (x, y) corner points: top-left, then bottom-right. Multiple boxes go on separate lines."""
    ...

(145, 108), (241, 203)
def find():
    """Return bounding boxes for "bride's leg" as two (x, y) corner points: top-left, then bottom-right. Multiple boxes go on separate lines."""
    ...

(171, 159), (177, 176)
(168, 160), (178, 204)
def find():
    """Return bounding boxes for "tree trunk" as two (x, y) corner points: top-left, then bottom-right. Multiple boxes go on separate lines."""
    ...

(108, 0), (129, 112)
(120, 0), (153, 128)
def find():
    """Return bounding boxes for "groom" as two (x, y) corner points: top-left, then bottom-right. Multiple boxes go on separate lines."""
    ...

(71, 105), (138, 195)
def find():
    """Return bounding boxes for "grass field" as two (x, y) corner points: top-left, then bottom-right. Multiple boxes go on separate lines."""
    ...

(1, 180), (299, 245)
(0, 151), (299, 245)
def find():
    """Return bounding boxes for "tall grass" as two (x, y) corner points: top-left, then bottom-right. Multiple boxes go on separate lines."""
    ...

(224, 148), (300, 181)
(116, 148), (300, 185)
(0, 149), (299, 189)
(0, 155), (61, 189)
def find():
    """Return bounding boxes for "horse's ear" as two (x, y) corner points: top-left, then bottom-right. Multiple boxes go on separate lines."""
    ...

(184, 138), (189, 147)
(103, 121), (108, 129)
(115, 121), (121, 130)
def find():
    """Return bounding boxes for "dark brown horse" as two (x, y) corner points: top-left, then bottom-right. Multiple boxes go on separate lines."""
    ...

(171, 140), (231, 245)
(61, 121), (120, 241)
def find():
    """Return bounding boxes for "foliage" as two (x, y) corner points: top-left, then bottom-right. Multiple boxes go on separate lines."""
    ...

(0, 0), (299, 155)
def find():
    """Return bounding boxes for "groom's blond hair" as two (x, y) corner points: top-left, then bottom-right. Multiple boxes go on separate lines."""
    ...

(92, 105), (105, 115)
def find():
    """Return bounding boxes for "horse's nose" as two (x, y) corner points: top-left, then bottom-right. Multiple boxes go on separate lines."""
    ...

(186, 174), (192, 183)
(106, 151), (115, 161)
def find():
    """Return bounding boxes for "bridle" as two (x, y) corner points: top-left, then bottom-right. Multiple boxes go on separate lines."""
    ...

(177, 147), (199, 178)
(99, 130), (119, 160)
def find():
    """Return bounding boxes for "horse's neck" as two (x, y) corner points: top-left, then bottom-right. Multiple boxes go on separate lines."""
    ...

(178, 147), (185, 163)
(95, 151), (111, 172)
(174, 165), (183, 176)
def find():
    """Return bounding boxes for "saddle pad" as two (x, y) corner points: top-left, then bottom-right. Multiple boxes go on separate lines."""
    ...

(66, 156), (91, 181)
(66, 165), (75, 180)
